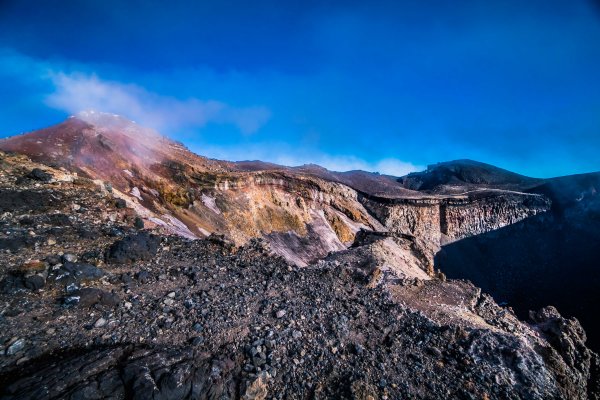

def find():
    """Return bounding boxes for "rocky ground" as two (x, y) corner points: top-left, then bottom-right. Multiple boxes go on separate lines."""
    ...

(1, 152), (599, 399)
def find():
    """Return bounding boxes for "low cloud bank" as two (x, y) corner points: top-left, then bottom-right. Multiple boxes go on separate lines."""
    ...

(199, 145), (423, 176)
(46, 73), (271, 134)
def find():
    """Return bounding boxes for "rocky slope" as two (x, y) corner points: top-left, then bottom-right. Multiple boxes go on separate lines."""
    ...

(0, 113), (550, 270)
(0, 151), (598, 399)
(2, 113), (600, 398)
(0, 112), (386, 266)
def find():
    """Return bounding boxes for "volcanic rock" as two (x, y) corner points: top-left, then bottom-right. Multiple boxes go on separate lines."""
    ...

(105, 232), (160, 263)
(25, 168), (52, 182)
(65, 287), (120, 308)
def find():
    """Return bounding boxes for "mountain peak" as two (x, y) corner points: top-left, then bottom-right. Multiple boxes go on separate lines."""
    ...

(73, 110), (132, 127)
(398, 159), (540, 192)
(76, 109), (122, 118)
(0, 113), (218, 191)
(427, 159), (494, 169)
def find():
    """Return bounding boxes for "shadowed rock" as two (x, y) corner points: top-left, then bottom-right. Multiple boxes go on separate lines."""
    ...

(25, 168), (53, 182)
(106, 232), (160, 264)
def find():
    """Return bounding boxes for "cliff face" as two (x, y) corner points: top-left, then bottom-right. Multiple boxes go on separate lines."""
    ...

(109, 170), (384, 267)
(439, 194), (551, 240)
(361, 194), (550, 244)
(361, 198), (442, 244)
(190, 174), (382, 266)
(359, 193), (551, 273)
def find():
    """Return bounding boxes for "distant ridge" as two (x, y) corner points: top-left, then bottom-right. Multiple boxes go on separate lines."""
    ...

(398, 159), (542, 192)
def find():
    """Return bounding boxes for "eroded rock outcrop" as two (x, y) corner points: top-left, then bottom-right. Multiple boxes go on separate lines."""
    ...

(361, 193), (550, 244)
(359, 193), (551, 272)
(323, 230), (431, 283)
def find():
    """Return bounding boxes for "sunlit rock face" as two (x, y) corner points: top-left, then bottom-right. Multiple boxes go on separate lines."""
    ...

(439, 194), (551, 240)
(0, 114), (383, 266)
(358, 193), (551, 273)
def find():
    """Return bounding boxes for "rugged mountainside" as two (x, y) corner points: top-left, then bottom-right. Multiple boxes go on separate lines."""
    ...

(1, 112), (600, 398)
(0, 112), (550, 269)
(0, 148), (598, 399)
(0, 112), (386, 266)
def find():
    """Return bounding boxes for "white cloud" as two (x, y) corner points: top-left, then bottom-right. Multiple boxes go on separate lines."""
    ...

(281, 154), (422, 176)
(1, 48), (422, 175)
(371, 158), (422, 176)
(45, 72), (271, 134)
(198, 144), (423, 176)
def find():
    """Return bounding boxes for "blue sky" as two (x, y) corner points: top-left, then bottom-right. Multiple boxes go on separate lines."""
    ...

(1, 0), (600, 177)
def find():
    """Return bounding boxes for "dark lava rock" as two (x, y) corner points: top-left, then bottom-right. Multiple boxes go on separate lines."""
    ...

(46, 213), (71, 226)
(530, 306), (600, 396)
(106, 232), (160, 264)
(0, 275), (25, 294)
(135, 270), (151, 284)
(190, 336), (204, 346)
(23, 275), (45, 291)
(26, 168), (52, 182)
(134, 217), (144, 229)
(17, 216), (34, 226)
(0, 235), (38, 252)
(77, 228), (97, 239)
(1, 234), (599, 400)
(120, 273), (133, 284)
(0, 189), (57, 213)
(48, 262), (104, 284)
(1, 346), (238, 400)
(80, 249), (102, 264)
(65, 288), (120, 308)
(45, 255), (61, 265)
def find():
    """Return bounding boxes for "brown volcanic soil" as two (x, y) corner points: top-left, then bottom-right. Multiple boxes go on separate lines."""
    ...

(0, 115), (230, 193)
(0, 152), (598, 399)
